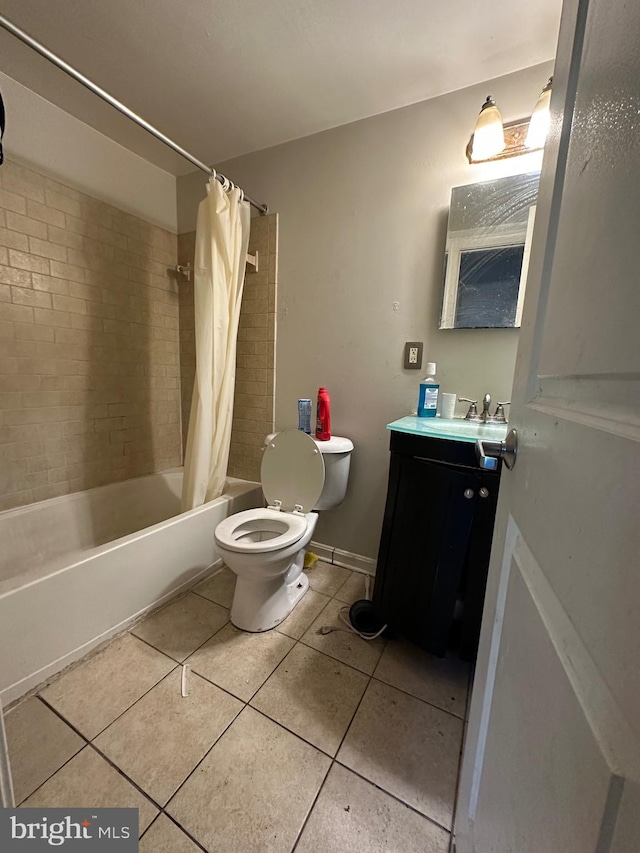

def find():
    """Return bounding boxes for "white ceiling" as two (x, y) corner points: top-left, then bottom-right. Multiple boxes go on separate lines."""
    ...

(0, 0), (561, 176)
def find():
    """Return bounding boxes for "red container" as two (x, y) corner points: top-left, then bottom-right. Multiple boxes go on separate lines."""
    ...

(315, 387), (331, 441)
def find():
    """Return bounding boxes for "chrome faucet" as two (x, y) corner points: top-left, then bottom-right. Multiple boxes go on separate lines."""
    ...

(459, 394), (510, 423)
(492, 401), (510, 423)
(480, 393), (492, 423)
(459, 398), (479, 420)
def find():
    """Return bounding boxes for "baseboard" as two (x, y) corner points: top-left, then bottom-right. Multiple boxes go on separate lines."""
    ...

(1, 559), (223, 708)
(308, 541), (334, 564)
(310, 541), (376, 576)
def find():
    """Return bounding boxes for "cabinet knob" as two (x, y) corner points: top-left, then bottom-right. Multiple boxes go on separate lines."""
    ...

(479, 487), (490, 498)
(464, 488), (474, 499)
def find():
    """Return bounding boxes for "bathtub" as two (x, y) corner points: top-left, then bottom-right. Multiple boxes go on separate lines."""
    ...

(0, 470), (262, 705)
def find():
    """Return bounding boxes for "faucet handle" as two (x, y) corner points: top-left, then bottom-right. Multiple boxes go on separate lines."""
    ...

(459, 398), (479, 420)
(493, 401), (511, 423)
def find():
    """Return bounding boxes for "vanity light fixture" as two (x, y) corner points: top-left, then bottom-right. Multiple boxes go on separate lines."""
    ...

(469, 96), (505, 161)
(525, 77), (553, 149)
(467, 77), (553, 164)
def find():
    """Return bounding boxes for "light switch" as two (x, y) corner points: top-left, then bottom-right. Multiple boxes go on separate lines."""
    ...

(404, 341), (423, 370)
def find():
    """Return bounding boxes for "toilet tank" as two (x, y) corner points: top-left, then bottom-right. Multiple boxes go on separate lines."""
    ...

(264, 433), (354, 510)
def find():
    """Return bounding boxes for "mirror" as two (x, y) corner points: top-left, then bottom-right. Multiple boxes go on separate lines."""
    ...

(440, 171), (540, 329)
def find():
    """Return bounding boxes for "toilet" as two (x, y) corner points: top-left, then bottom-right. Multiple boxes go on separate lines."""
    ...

(214, 429), (353, 632)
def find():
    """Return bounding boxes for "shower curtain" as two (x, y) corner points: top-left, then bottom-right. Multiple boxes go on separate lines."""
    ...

(182, 177), (251, 509)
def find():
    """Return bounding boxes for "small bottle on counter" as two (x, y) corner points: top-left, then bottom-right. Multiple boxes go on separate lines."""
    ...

(315, 387), (331, 440)
(298, 399), (312, 434)
(417, 363), (439, 418)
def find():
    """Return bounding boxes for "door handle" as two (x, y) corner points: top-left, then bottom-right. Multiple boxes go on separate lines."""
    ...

(475, 428), (518, 470)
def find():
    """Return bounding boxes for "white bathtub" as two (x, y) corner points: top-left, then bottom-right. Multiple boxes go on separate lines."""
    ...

(0, 470), (262, 705)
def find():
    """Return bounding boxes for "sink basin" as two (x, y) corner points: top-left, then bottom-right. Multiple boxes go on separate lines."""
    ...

(387, 416), (508, 444)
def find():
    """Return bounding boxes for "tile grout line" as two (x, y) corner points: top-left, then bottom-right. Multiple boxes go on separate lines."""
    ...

(156, 701), (246, 816)
(158, 810), (211, 853)
(39, 656), (181, 742)
(12, 696), (91, 807)
(274, 589), (333, 641)
(332, 758), (455, 836)
(153, 668), (351, 849)
(132, 611), (233, 669)
(190, 589), (232, 608)
(245, 620), (372, 758)
(85, 740), (166, 812)
(289, 650), (376, 852)
(137, 813), (161, 842)
(36, 695), (167, 814)
(289, 760), (332, 853)
(93, 702), (245, 847)
(369, 673), (468, 721)
(26, 698), (167, 829)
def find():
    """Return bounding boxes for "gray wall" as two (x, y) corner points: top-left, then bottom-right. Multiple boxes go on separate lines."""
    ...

(177, 61), (553, 560)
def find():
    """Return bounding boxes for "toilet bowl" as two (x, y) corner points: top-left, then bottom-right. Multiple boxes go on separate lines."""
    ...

(215, 429), (331, 632)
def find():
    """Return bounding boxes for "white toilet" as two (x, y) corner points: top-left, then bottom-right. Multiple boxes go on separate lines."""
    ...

(214, 429), (353, 632)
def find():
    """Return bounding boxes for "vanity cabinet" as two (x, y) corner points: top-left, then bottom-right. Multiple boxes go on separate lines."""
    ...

(373, 428), (500, 661)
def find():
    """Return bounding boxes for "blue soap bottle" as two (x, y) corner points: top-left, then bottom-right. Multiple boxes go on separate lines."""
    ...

(418, 362), (439, 418)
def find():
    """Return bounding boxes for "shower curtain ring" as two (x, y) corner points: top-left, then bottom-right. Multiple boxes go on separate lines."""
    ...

(209, 168), (217, 183)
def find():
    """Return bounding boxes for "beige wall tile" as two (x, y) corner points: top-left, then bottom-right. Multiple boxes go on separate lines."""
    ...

(28, 237), (68, 262)
(9, 249), (50, 275)
(0, 227), (29, 252)
(1, 163), (46, 204)
(0, 188), (27, 215)
(6, 212), (48, 240)
(11, 287), (52, 310)
(0, 158), (180, 509)
(32, 273), (71, 296)
(0, 264), (32, 288)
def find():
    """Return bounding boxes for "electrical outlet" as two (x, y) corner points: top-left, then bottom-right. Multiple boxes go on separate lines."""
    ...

(404, 341), (423, 370)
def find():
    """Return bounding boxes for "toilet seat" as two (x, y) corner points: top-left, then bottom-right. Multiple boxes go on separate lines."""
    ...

(261, 430), (325, 513)
(215, 432), (325, 559)
(215, 507), (308, 553)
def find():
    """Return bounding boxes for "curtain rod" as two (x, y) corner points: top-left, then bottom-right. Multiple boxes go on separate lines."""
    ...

(0, 14), (268, 215)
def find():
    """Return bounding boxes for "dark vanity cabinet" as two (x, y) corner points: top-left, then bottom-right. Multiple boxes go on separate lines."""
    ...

(373, 429), (500, 661)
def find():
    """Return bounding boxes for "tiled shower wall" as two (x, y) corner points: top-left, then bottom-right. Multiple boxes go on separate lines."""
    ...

(177, 213), (277, 481)
(0, 159), (182, 510)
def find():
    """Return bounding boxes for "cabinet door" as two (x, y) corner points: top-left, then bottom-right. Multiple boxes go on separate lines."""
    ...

(374, 454), (476, 656)
(458, 471), (500, 661)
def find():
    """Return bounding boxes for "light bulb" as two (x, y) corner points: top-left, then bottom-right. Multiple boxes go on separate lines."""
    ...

(470, 96), (505, 161)
(525, 77), (553, 149)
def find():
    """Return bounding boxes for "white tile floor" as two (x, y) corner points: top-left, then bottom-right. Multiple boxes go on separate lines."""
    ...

(5, 561), (470, 853)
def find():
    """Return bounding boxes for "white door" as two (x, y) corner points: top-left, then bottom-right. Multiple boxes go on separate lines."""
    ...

(454, 0), (640, 850)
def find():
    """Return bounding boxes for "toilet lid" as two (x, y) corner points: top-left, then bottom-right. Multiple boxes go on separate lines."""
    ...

(261, 430), (325, 513)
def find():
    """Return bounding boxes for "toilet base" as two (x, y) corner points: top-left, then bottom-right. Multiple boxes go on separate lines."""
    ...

(230, 568), (309, 633)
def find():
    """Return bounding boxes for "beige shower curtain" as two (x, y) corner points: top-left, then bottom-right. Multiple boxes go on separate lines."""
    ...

(182, 177), (251, 509)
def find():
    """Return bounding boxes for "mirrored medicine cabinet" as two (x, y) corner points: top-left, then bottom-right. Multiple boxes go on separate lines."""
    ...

(440, 171), (540, 329)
